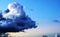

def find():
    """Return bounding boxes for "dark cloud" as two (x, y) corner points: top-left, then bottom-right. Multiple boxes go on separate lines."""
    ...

(0, 2), (37, 33)
(53, 20), (60, 23)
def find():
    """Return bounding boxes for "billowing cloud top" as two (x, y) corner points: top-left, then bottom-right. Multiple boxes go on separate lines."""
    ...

(0, 2), (37, 33)
(3, 2), (25, 19)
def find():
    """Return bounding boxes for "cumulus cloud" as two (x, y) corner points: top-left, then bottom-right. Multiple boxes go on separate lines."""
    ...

(0, 2), (37, 33)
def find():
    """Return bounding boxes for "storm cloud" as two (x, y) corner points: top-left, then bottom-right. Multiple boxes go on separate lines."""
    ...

(0, 2), (37, 33)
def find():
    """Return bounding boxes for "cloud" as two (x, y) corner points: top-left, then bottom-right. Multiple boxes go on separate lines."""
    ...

(53, 20), (60, 23)
(0, 2), (37, 33)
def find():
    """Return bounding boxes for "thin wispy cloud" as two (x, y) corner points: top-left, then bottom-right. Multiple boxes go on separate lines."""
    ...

(53, 20), (60, 23)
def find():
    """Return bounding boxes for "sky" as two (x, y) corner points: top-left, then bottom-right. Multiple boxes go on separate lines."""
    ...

(0, 0), (60, 36)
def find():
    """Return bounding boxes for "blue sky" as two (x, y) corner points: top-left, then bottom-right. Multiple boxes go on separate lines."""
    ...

(0, 0), (60, 34)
